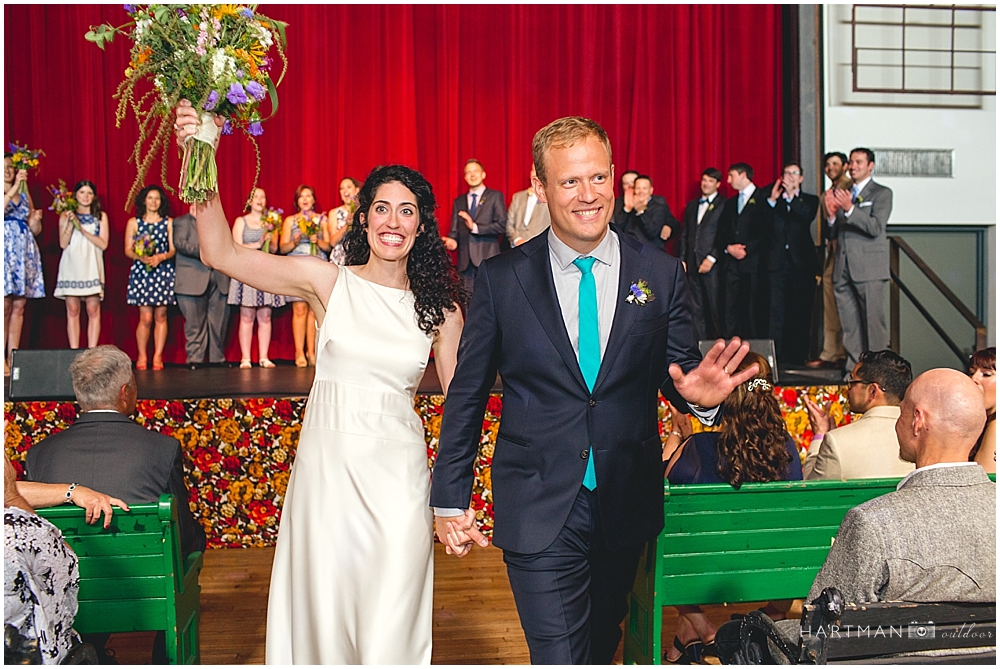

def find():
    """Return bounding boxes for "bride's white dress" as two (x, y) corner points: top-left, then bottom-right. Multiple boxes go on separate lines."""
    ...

(265, 267), (434, 664)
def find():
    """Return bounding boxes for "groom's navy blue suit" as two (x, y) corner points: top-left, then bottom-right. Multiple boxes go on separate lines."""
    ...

(432, 226), (703, 663)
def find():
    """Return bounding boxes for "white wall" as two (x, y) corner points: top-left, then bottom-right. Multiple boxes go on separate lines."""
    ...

(823, 4), (997, 226)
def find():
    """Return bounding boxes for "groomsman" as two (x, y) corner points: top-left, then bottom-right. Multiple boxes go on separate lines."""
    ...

(505, 164), (550, 247)
(611, 169), (639, 226)
(764, 163), (820, 363)
(679, 168), (727, 340)
(825, 148), (893, 374)
(443, 159), (506, 293)
(619, 175), (680, 253)
(713, 162), (769, 338)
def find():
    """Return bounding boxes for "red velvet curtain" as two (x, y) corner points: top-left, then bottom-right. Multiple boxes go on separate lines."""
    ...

(4, 5), (782, 364)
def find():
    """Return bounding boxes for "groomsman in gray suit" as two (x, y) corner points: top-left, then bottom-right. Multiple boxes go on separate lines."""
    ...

(173, 206), (231, 368)
(444, 159), (507, 293)
(825, 148), (892, 374)
(505, 164), (550, 247)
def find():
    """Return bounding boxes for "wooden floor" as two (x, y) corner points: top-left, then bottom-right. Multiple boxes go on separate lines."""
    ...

(106, 545), (767, 664)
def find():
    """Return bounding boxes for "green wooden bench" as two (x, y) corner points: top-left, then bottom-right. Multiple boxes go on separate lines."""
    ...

(37, 494), (203, 665)
(623, 477), (905, 665)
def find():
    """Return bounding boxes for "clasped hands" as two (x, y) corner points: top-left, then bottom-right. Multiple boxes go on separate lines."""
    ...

(824, 188), (853, 218)
(435, 509), (489, 557)
(726, 243), (747, 260)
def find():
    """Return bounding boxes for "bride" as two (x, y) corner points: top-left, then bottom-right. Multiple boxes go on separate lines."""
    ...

(173, 101), (465, 663)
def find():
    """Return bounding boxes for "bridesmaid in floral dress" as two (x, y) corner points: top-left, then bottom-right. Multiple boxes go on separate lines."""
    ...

(3, 153), (44, 376)
(124, 185), (176, 370)
(228, 187), (285, 368)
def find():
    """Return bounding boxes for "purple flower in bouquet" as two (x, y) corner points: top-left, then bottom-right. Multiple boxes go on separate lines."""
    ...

(203, 90), (220, 111)
(222, 120), (233, 135)
(259, 56), (272, 72)
(238, 7), (254, 19)
(245, 80), (266, 101)
(123, 4), (136, 13)
(236, 69), (245, 80)
(248, 120), (264, 137)
(226, 82), (248, 105)
(133, 229), (157, 272)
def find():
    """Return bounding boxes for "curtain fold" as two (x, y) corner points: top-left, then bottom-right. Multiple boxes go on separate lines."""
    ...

(4, 4), (782, 363)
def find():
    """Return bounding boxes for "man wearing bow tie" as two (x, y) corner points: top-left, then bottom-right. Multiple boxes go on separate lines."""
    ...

(825, 148), (893, 375)
(431, 117), (758, 664)
(679, 168), (727, 340)
(444, 159), (507, 294)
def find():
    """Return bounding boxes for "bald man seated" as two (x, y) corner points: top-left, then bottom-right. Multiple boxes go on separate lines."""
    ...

(717, 369), (996, 662)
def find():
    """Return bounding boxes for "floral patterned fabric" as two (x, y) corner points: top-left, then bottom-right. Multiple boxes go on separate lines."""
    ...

(5, 386), (849, 548)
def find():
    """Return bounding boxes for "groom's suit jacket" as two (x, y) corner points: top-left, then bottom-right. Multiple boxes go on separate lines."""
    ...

(431, 227), (702, 554)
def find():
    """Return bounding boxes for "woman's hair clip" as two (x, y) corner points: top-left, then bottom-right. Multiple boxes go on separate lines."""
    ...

(747, 378), (772, 392)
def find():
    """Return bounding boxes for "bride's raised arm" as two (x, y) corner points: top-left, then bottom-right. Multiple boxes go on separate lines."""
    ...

(173, 100), (337, 316)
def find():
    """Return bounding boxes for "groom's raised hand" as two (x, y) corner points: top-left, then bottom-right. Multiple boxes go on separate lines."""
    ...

(435, 509), (489, 558)
(668, 338), (760, 409)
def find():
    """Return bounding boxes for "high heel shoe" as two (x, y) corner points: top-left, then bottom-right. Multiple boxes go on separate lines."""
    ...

(306, 353), (316, 367)
(259, 358), (275, 369)
(136, 360), (148, 371)
(664, 636), (703, 664)
(239, 359), (252, 369)
(152, 361), (164, 371)
(294, 356), (307, 368)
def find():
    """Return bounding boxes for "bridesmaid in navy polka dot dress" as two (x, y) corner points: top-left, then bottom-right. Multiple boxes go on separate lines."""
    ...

(124, 185), (176, 370)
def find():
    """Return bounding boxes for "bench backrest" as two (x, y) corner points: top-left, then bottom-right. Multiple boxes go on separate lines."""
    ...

(654, 478), (902, 607)
(36, 494), (194, 634)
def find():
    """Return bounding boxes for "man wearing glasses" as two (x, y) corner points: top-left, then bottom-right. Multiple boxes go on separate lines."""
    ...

(764, 163), (820, 363)
(802, 349), (915, 480)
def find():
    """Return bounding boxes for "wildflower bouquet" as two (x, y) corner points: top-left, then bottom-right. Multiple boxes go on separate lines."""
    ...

(297, 211), (323, 256)
(48, 180), (80, 230)
(8, 143), (43, 195)
(133, 227), (158, 272)
(260, 206), (283, 253)
(85, 4), (287, 208)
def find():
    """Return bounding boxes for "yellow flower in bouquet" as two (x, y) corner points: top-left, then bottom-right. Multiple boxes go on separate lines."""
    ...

(297, 211), (323, 256)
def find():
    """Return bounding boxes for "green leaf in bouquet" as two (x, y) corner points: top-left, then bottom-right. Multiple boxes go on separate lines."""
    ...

(261, 75), (279, 121)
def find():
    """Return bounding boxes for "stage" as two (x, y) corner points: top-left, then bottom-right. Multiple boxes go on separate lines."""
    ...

(5, 363), (850, 548)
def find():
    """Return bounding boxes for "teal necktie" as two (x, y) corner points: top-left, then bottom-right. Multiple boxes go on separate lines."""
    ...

(737, 191), (746, 214)
(573, 256), (600, 490)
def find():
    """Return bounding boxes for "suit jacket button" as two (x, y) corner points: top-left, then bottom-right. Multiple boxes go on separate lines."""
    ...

(589, 399), (596, 407)
(580, 450), (589, 459)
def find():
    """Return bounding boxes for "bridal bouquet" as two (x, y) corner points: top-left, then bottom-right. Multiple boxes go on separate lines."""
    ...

(8, 143), (43, 195)
(133, 228), (157, 271)
(260, 206), (283, 253)
(85, 4), (287, 208)
(297, 211), (323, 256)
(48, 180), (80, 229)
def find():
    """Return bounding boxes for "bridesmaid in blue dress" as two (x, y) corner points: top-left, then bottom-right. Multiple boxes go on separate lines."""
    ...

(124, 185), (176, 370)
(661, 352), (802, 663)
(4, 153), (44, 376)
(279, 185), (331, 367)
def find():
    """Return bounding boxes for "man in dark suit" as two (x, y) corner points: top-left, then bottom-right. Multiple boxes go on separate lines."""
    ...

(764, 162), (820, 363)
(25, 345), (205, 556)
(619, 174), (680, 254)
(173, 205), (231, 369)
(679, 168), (727, 340)
(443, 159), (506, 293)
(713, 162), (770, 338)
(824, 148), (893, 374)
(430, 117), (757, 664)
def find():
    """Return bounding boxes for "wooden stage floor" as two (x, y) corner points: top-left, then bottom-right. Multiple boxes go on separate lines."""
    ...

(106, 544), (769, 665)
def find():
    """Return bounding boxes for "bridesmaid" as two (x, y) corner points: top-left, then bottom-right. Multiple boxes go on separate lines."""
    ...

(3, 153), (44, 375)
(124, 185), (176, 370)
(279, 185), (331, 367)
(228, 187), (285, 368)
(327, 177), (360, 266)
(54, 180), (109, 348)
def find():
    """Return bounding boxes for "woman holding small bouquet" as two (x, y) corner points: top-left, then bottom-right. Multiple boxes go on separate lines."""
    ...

(54, 180), (109, 349)
(3, 152), (45, 376)
(124, 185), (176, 370)
(228, 187), (285, 368)
(327, 177), (360, 265)
(280, 185), (331, 367)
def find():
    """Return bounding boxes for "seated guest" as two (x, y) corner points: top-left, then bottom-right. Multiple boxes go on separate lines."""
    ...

(661, 352), (801, 663)
(4, 457), (82, 664)
(25, 345), (205, 555)
(717, 368), (995, 662)
(968, 347), (996, 473)
(803, 349), (914, 480)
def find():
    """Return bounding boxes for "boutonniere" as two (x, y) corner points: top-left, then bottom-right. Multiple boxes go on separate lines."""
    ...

(707, 203), (714, 212)
(748, 198), (756, 205)
(855, 195), (864, 204)
(626, 280), (655, 306)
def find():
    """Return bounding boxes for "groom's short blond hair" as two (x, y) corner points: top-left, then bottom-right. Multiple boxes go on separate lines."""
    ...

(532, 117), (612, 186)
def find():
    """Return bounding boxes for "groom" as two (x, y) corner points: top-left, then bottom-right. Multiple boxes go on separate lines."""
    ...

(431, 117), (757, 664)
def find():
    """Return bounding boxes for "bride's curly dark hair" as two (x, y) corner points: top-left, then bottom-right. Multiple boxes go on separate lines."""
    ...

(715, 352), (792, 488)
(342, 165), (466, 336)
